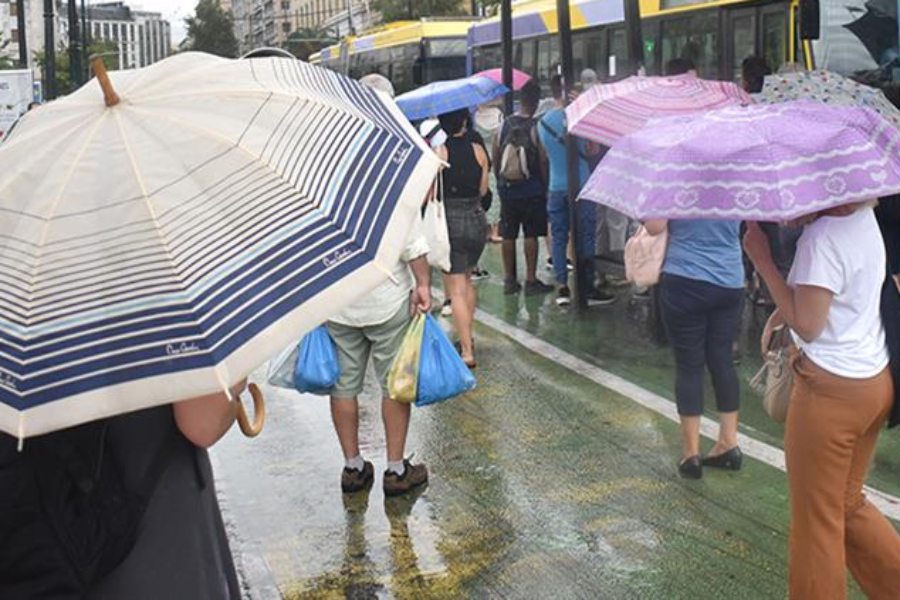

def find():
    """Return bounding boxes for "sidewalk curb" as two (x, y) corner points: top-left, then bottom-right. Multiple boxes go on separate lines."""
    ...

(471, 307), (900, 521)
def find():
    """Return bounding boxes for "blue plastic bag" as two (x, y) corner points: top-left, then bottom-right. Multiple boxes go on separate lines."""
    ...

(294, 326), (341, 395)
(416, 315), (476, 406)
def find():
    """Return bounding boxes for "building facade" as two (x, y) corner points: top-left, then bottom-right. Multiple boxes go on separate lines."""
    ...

(0, 0), (66, 73)
(87, 2), (171, 69)
(232, 0), (373, 55)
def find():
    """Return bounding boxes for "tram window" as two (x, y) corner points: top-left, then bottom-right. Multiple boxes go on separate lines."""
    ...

(549, 36), (561, 78)
(391, 45), (413, 92)
(573, 36), (587, 77)
(537, 38), (551, 84)
(586, 33), (604, 75)
(660, 14), (717, 78)
(642, 21), (661, 75)
(609, 28), (627, 80)
(427, 39), (467, 57)
(426, 56), (468, 83)
(731, 14), (756, 81)
(520, 40), (537, 77)
(473, 45), (502, 72)
(762, 11), (787, 72)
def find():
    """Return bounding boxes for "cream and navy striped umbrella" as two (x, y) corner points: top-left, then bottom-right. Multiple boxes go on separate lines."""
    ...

(0, 52), (440, 439)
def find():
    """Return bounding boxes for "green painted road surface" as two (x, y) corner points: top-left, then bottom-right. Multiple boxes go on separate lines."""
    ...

(213, 244), (892, 599)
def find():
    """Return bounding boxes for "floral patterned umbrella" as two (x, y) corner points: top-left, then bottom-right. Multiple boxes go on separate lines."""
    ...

(756, 70), (900, 128)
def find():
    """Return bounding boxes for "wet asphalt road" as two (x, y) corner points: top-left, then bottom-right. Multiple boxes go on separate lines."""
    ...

(211, 245), (882, 599)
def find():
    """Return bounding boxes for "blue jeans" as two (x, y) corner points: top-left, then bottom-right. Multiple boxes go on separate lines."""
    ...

(547, 191), (597, 288)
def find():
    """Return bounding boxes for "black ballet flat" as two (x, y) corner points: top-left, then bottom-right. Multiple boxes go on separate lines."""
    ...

(701, 447), (743, 471)
(678, 455), (703, 480)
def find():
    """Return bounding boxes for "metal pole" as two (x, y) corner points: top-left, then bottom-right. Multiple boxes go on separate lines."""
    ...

(345, 0), (355, 35)
(501, 0), (513, 114)
(623, 0), (644, 75)
(67, 0), (82, 87)
(15, 0), (27, 68)
(557, 0), (583, 306)
(81, 0), (90, 81)
(43, 0), (57, 100)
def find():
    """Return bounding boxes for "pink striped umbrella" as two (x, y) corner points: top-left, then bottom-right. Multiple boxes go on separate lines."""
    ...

(566, 75), (752, 146)
(475, 68), (532, 91)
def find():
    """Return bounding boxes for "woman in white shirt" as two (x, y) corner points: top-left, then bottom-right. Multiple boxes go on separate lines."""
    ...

(744, 202), (900, 600)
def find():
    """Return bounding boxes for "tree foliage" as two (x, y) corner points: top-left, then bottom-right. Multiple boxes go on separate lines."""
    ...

(287, 27), (336, 62)
(0, 33), (17, 70)
(184, 0), (239, 58)
(36, 40), (121, 97)
(372, 0), (467, 21)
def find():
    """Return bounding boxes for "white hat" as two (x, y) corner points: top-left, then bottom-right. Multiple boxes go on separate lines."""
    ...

(359, 73), (395, 98)
(418, 118), (447, 149)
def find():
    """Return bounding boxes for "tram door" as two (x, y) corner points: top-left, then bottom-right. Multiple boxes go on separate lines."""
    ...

(723, 2), (791, 82)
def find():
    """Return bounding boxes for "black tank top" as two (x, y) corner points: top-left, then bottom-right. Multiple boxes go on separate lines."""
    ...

(444, 136), (482, 200)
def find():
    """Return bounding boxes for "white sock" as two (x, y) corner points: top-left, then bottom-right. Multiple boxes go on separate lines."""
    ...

(386, 460), (406, 476)
(345, 455), (365, 471)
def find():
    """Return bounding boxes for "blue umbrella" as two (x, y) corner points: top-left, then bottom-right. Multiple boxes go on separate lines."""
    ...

(395, 75), (510, 121)
(0, 53), (440, 439)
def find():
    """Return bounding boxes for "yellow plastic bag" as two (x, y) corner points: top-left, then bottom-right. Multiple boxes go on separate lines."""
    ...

(386, 314), (426, 404)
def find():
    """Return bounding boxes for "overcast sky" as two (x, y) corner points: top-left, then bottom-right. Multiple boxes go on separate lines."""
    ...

(136, 0), (192, 43)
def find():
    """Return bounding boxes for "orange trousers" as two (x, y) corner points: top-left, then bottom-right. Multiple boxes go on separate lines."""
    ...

(786, 356), (900, 599)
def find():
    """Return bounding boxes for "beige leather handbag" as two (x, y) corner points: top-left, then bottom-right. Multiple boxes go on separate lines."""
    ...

(750, 316), (795, 424)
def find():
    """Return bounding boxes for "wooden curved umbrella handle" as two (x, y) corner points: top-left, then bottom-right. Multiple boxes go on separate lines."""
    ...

(236, 383), (266, 438)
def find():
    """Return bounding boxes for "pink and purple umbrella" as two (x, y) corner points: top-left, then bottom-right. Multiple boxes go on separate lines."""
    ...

(566, 75), (752, 147)
(580, 101), (900, 221)
(474, 68), (532, 91)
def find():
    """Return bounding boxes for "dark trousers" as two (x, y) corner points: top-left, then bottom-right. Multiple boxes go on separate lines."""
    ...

(659, 274), (743, 417)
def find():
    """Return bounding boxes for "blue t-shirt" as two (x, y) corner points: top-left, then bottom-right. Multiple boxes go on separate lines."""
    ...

(663, 220), (745, 289)
(537, 108), (590, 193)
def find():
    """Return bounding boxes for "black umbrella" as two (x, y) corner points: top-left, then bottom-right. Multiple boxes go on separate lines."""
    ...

(845, 0), (898, 64)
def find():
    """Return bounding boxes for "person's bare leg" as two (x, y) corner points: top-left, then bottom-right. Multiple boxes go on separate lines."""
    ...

(447, 273), (474, 362)
(680, 415), (701, 459)
(502, 239), (517, 280)
(440, 272), (452, 309)
(524, 237), (539, 282)
(710, 411), (739, 456)
(330, 397), (361, 459)
(382, 397), (411, 462)
(466, 274), (477, 347)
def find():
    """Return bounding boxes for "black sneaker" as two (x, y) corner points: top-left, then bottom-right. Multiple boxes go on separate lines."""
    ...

(524, 279), (554, 295)
(585, 288), (616, 306)
(556, 286), (572, 306)
(341, 461), (375, 494)
(503, 278), (522, 295)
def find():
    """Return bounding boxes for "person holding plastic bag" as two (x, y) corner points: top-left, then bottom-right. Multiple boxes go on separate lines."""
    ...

(326, 217), (433, 497)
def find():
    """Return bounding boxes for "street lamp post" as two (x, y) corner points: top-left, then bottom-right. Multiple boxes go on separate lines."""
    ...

(623, 0), (644, 75)
(81, 0), (90, 82)
(557, 0), (584, 306)
(67, 0), (82, 87)
(43, 0), (57, 100)
(15, 0), (27, 68)
(500, 0), (513, 114)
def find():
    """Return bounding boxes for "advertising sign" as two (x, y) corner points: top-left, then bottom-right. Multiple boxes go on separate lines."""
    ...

(0, 69), (34, 141)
